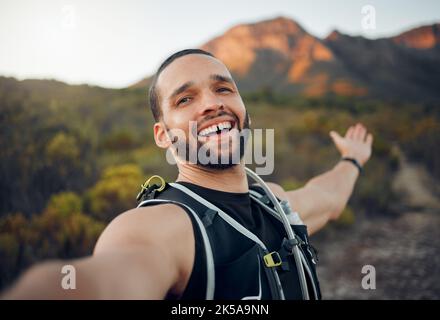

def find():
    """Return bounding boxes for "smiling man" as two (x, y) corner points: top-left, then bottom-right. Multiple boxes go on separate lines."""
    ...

(2, 49), (373, 300)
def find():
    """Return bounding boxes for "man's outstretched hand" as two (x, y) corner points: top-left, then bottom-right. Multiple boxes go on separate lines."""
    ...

(329, 123), (373, 166)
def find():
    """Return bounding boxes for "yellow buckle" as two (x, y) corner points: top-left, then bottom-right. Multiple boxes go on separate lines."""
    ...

(140, 175), (166, 192)
(263, 252), (282, 267)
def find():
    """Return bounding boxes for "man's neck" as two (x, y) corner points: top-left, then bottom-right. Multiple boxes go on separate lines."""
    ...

(176, 162), (249, 193)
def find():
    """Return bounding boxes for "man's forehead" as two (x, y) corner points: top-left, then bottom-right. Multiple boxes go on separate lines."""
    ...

(156, 54), (232, 95)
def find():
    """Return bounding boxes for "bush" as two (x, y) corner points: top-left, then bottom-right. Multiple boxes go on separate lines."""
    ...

(86, 164), (144, 221)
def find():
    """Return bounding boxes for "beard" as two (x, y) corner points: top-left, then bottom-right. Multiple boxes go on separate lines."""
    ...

(167, 110), (251, 171)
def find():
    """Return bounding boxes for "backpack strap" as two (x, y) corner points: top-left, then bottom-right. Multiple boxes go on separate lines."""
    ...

(249, 184), (305, 225)
(137, 193), (216, 300)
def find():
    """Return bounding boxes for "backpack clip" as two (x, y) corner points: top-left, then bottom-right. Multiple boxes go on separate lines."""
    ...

(263, 251), (282, 268)
(136, 175), (166, 201)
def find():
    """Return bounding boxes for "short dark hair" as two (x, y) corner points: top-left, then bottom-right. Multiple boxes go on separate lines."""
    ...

(148, 49), (215, 121)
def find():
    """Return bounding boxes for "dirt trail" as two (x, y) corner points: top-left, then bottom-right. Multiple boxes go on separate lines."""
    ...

(391, 145), (440, 211)
(312, 145), (440, 299)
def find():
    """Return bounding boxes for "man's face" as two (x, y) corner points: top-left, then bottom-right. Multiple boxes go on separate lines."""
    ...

(154, 54), (250, 169)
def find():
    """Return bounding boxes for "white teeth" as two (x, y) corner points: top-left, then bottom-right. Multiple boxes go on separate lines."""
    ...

(198, 121), (233, 137)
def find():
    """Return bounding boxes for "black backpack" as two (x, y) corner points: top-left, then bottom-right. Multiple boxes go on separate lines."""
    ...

(136, 179), (321, 300)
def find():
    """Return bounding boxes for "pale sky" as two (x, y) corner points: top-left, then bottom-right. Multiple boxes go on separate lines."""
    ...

(1, 0), (439, 88)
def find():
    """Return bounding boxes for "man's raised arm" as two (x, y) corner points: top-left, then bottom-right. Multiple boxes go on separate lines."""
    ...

(2, 204), (195, 299)
(269, 123), (373, 235)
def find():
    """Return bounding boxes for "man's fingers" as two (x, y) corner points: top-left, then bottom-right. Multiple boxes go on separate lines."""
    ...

(353, 123), (364, 140)
(346, 123), (371, 142)
(360, 126), (367, 141)
(345, 126), (354, 139)
(330, 131), (341, 143)
(366, 133), (373, 146)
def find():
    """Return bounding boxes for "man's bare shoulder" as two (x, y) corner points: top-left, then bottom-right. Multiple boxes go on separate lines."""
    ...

(264, 182), (288, 201)
(94, 204), (193, 254)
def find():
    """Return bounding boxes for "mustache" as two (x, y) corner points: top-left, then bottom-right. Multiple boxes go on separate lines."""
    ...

(164, 110), (249, 141)
(197, 110), (241, 131)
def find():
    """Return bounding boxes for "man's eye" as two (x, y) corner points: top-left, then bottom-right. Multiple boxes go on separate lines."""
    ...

(217, 87), (232, 93)
(177, 97), (191, 106)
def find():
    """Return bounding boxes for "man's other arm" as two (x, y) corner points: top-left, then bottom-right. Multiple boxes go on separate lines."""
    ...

(268, 123), (373, 235)
(2, 204), (194, 299)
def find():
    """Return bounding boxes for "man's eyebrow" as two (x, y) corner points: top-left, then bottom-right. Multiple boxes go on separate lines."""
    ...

(169, 81), (194, 100)
(210, 74), (234, 85)
(168, 75), (234, 101)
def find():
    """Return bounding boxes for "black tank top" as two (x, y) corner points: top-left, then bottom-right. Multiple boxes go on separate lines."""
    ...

(176, 182), (306, 300)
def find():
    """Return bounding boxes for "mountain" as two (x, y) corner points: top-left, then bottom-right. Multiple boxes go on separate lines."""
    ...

(132, 17), (440, 102)
(392, 23), (440, 49)
(200, 17), (367, 97)
(130, 75), (152, 90)
(324, 24), (440, 101)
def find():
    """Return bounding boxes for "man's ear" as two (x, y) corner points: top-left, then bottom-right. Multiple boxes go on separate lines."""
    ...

(153, 122), (171, 149)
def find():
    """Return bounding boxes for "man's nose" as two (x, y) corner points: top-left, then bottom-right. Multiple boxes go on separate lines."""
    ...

(197, 90), (224, 116)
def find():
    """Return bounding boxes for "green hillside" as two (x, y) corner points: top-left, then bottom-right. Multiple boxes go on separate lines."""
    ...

(0, 76), (439, 289)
